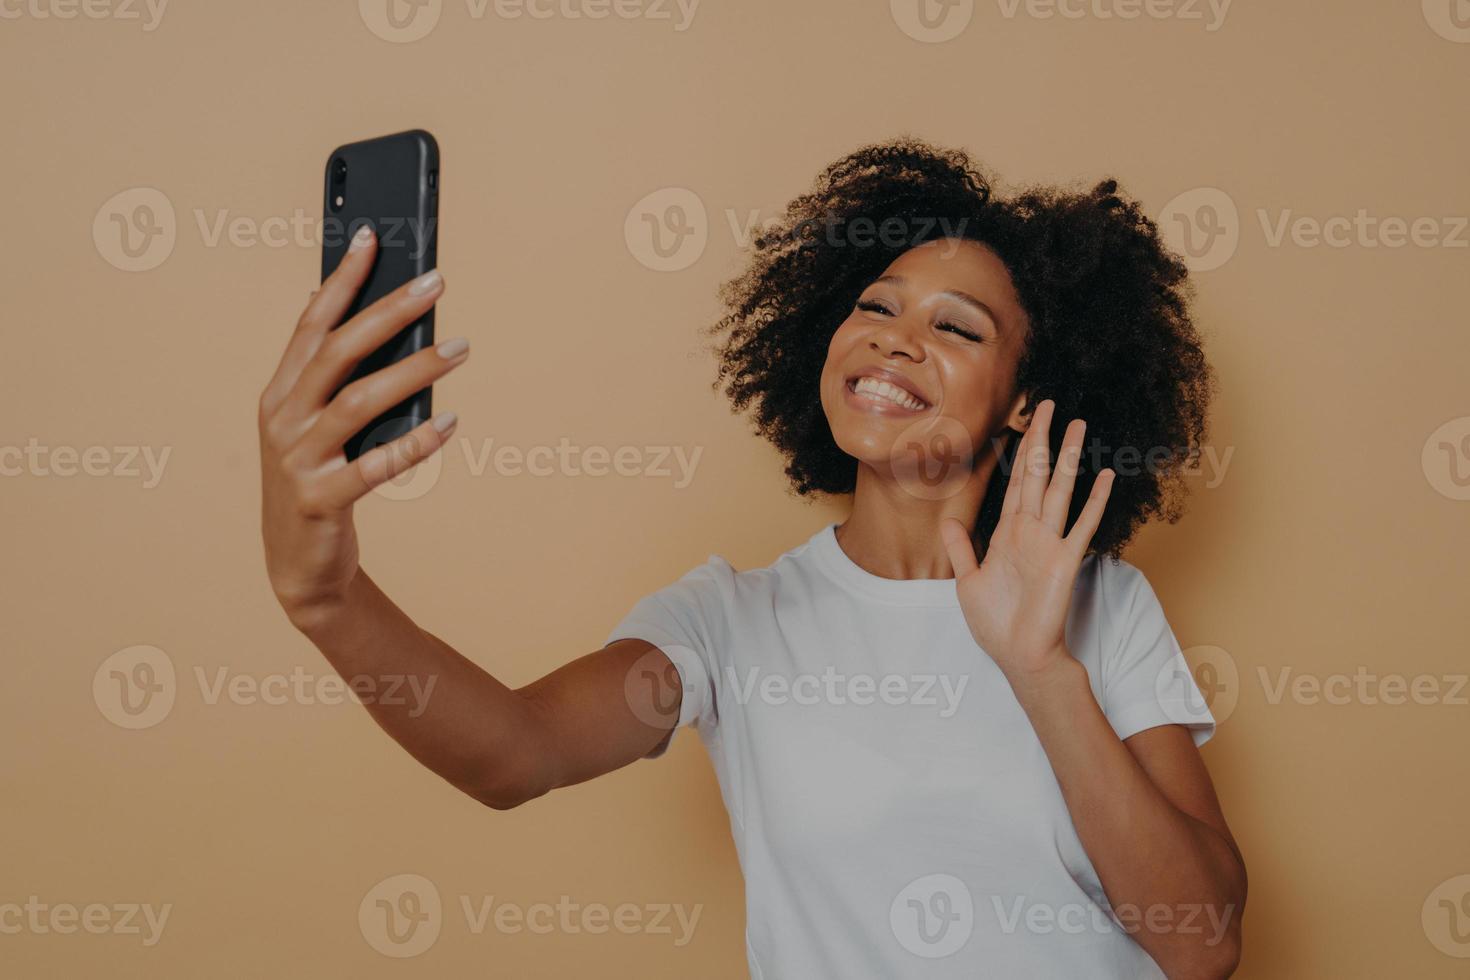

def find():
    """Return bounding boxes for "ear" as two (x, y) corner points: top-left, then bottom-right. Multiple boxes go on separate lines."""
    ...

(1003, 390), (1032, 435)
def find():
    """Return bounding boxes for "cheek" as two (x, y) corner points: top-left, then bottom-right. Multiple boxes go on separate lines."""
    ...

(935, 352), (991, 409)
(934, 352), (1010, 440)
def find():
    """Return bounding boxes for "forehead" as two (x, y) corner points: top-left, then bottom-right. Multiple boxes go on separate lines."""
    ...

(880, 237), (1016, 296)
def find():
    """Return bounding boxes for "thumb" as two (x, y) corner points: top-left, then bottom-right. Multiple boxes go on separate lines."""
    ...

(939, 518), (979, 578)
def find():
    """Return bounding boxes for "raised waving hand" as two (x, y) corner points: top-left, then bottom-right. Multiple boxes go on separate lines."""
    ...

(940, 399), (1115, 684)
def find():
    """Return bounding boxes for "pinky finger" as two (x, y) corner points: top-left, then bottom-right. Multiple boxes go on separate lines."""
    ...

(324, 412), (459, 505)
(1063, 467), (1115, 556)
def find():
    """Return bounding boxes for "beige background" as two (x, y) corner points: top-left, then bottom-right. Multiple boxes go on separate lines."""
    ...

(4, 0), (1469, 975)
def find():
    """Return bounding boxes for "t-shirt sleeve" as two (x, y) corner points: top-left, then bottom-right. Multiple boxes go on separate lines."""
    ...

(603, 555), (731, 758)
(1098, 560), (1216, 747)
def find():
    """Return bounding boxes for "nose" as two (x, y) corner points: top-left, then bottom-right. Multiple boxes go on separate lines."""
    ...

(869, 313), (926, 363)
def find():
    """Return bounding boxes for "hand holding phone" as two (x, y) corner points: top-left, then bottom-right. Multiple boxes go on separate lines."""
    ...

(321, 129), (441, 460)
(256, 130), (463, 629)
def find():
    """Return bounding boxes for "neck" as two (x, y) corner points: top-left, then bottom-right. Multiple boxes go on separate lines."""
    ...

(835, 433), (1010, 580)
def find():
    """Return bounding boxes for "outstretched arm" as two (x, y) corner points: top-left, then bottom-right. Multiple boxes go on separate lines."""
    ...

(259, 227), (681, 809)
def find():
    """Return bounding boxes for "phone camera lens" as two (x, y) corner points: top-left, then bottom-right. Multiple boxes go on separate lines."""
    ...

(332, 158), (348, 181)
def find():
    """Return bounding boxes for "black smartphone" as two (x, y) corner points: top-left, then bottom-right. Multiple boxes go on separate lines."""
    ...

(321, 129), (440, 461)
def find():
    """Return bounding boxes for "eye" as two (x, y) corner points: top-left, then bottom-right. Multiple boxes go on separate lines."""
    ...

(937, 321), (983, 342)
(856, 299), (892, 316)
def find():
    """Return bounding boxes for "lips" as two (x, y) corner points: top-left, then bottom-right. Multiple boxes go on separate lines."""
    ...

(844, 367), (931, 409)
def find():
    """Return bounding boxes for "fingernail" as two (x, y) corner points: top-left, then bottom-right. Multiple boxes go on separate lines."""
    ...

(350, 224), (374, 250)
(436, 337), (469, 360)
(432, 411), (458, 433)
(409, 270), (442, 296)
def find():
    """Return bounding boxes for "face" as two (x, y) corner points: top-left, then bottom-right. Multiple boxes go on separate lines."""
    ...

(819, 238), (1031, 490)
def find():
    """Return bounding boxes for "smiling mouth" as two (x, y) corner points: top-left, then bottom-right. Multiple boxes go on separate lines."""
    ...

(846, 376), (931, 412)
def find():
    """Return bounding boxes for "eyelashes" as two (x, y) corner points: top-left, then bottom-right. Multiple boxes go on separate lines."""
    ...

(855, 299), (984, 343)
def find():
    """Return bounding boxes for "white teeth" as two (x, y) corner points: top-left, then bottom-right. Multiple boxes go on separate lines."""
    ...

(852, 376), (925, 410)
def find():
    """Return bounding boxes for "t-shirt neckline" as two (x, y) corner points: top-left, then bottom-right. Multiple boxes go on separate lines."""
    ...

(809, 522), (961, 607)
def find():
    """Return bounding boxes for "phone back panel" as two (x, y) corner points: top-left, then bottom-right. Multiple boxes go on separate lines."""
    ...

(321, 129), (439, 460)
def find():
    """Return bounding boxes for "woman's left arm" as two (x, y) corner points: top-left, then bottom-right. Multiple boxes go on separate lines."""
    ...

(1007, 657), (1246, 979)
(941, 398), (1246, 980)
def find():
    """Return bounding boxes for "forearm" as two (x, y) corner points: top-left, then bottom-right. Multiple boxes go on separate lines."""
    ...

(1008, 654), (1245, 978)
(291, 565), (546, 808)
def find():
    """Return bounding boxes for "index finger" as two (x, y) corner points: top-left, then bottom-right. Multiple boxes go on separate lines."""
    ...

(261, 224), (377, 409)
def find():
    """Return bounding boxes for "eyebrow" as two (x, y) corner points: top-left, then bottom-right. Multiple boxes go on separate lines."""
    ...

(871, 274), (1001, 329)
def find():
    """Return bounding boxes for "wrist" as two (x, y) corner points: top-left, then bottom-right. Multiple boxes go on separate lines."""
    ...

(282, 568), (364, 640)
(1001, 647), (1085, 703)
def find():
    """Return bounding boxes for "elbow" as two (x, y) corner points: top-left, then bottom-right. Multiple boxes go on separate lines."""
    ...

(473, 787), (532, 811)
(1201, 930), (1242, 980)
(453, 703), (560, 811)
(459, 764), (554, 812)
(1166, 925), (1242, 980)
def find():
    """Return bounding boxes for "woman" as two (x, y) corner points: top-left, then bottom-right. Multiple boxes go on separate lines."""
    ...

(259, 138), (1246, 978)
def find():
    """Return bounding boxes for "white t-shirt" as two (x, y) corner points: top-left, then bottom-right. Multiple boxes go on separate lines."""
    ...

(606, 521), (1215, 979)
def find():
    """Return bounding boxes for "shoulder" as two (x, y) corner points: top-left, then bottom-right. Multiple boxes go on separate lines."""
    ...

(1075, 552), (1155, 615)
(629, 526), (829, 618)
(635, 552), (764, 616)
(1069, 553), (1176, 674)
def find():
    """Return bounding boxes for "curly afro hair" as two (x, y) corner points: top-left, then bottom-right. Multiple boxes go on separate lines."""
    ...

(706, 136), (1215, 560)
